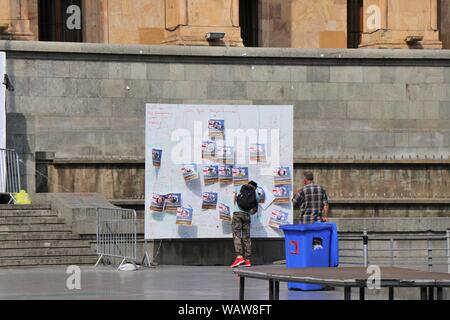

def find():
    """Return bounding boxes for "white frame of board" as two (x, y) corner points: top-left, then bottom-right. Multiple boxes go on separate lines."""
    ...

(144, 104), (294, 240)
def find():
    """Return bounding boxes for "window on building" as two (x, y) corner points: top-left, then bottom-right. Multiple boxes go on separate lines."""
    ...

(240, 0), (259, 47)
(347, 0), (363, 48)
(38, 0), (83, 42)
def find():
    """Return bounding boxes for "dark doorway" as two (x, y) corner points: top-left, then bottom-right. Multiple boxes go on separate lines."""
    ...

(239, 0), (259, 47)
(347, 0), (363, 48)
(38, 0), (83, 42)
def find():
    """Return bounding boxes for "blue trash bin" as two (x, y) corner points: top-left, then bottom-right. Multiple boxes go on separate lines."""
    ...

(280, 223), (339, 291)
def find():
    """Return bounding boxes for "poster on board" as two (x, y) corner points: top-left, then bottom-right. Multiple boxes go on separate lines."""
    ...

(144, 104), (293, 239)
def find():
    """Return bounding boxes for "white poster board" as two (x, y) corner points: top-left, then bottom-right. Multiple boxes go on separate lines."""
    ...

(0, 52), (6, 193)
(145, 104), (293, 239)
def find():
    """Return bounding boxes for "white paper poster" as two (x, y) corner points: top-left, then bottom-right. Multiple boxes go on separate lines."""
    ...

(145, 104), (294, 239)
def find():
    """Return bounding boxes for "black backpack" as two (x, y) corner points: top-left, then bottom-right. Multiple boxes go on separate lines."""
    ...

(237, 185), (258, 212)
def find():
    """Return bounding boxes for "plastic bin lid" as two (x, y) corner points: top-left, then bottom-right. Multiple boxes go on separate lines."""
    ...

(280, 223), (334, 232)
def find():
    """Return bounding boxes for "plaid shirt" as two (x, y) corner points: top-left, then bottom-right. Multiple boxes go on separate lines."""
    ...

(292, 184), (329, 224)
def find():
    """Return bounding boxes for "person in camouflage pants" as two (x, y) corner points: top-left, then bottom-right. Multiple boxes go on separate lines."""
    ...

(230, 181), (260, 268)
(232, 212), (252, 261)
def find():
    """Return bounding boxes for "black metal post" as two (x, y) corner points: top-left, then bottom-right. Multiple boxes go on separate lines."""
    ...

(420, 287), (427, 300)
(437, 287), (443, 300)
(389, 287), (394, 300)
(359, 287), (365, 300)
(239, 277), (245, 300)
(269, 279), (274, 300)
(274, 281), (280, 300)
(428, 287), (434, 300)
(344, 287), (352, 300)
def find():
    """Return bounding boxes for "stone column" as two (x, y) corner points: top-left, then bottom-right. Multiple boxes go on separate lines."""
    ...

(162, 0), (243, 46)
(360, 0), (442, 49)
(0, 0), (34, 40)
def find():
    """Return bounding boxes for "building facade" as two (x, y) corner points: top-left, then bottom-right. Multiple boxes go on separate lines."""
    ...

(0, 0), (449, 49)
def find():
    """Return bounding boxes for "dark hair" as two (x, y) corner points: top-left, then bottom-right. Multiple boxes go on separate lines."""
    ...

(248, 180), (258, 188)
(303, 171), (314, 181)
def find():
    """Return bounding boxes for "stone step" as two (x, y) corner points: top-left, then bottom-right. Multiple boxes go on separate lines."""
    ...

(0, 210), (57, 218)
(0, 239), (93, 249)
(0, 255), (98, 268)
(0, 223), (72, 233)
(0, 247), (96, 258)
(0, 217), (66, 225)
(0, 204), (51, 211)
(0, 232), (82, 241)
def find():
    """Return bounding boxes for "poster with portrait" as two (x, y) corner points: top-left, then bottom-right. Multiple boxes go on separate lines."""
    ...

(232, 167), (249, 186)
(201, 141), (216, 160)
(218, 165), (233, 183)
(273, 166), (292, 186)
(216, 145), (234, 164)
(176, 206), (194, 226)
(152, 148), (162, 167)
(202, 192), (218, 210)
(269, 209), (289, 228)
(203, 165), (219, 185)
(164, 193), (182, 212)
(249, 143), (266, 162)
(272, 185), (291, 203)
(208, 119), (225, 139)
(181, 164), (199, 182)
(150, 193), (166, 212)
(218, 203), (231, 222)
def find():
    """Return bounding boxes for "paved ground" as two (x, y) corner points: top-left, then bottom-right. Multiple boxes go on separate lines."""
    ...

(0, 265), (391, 300)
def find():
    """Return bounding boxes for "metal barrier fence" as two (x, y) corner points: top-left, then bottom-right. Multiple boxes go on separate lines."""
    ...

(0, 148), (21, 201)
(339, 229), (450, 273)
(95, 207), (137, 270)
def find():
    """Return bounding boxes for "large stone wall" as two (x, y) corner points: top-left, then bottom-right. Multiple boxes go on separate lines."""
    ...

(2, 41), (450, 218)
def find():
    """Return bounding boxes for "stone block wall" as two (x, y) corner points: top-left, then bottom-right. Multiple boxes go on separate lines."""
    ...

(1, 41), (450, 218)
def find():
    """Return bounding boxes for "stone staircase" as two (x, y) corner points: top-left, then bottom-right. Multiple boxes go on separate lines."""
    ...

(0, 205), (98, 268)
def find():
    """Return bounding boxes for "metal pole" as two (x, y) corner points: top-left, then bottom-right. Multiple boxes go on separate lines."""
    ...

(344, 287), (351, 300)
(15, 153), (21, 192)
(269, 279), (274, 300)
(274, 281), (280, 300)
(363, 228), (368, 267)
(437, 287), (443, 300)
(446, 229), (450, 274)
(389, 287), (394, 300)
(420, 287), (427, 300)
(239, 277), (245, 300)
(428, 287), (434, 300)
(390, 238), (394, 266)
(427, 238), (433, 272)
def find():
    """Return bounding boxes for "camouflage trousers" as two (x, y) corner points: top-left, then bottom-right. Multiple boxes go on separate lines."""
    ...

(232, 211), (251, 259)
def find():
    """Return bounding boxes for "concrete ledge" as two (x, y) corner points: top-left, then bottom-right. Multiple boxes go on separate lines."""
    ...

(331, 198), (450, 204)
(331, 217), (450, 233)
(1, 40), (449, 66)
(51, 157), (450, 165)
(44, 193), (117, 234)
(0, 204), (51, 210)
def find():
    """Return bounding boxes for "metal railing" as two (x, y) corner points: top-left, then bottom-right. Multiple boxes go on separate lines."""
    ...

(339, 229), (450, 273)
(0, 148), (21, 200)
(95, 207), (138, 270)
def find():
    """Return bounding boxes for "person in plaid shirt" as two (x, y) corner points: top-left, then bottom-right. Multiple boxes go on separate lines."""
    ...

(292, 171), (330, 224)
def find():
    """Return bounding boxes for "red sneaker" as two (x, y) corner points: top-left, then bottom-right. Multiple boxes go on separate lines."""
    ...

(230, 257), (245, 268)
(243, 259), (251, 267)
